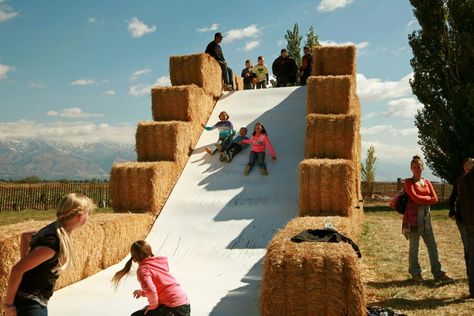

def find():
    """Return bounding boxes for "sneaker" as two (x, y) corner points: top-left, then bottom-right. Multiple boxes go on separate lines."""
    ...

(260, 168), (268, 176)
(244, 165), (250, 176)
(411, 274), (424, 282)
(434, 272), (454, 282)
(219, 152), (226, 162)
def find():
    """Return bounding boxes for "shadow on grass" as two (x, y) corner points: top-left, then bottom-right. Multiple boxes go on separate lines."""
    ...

(368, 278), (464, 289)
(372, 296), (468, 312)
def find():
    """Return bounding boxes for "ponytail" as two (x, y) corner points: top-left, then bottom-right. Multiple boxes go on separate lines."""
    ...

(53, 223), (72, 273)
(112, 257), (134, 288)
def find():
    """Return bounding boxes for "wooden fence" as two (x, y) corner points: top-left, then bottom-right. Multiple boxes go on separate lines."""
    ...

(0, 180), (453, 212)
(0, 183), (110, 211)
(362, 180), (453, 203)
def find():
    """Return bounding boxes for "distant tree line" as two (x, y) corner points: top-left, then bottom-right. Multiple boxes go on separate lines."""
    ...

(0, 176), (109, 184)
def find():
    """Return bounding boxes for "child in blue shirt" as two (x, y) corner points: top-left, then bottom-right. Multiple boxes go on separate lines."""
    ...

(201, 111), (235, 155)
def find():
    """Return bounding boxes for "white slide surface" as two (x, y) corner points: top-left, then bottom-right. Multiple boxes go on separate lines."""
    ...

(49, 86), (307, 316)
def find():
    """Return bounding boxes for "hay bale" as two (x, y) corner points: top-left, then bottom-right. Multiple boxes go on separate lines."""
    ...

(110, 161), (180, 214)
(306, 75), (353, 114)
(151, 85), (215, 123)
(312, 45), (356, 78)
(260, 217), (366, 316)
(0, 221), (49, 310)
(233, 74), (244, 91)
(305, 113), (358, 160)
(170, 53), (222, 98)
(135, 121), (195, 166)
(299, 159), (356, 216)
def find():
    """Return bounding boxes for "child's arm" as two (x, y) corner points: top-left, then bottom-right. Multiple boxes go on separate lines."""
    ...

(403, 180), (437, 205)
(264, 135), (276, 159)
(201, 123), (216, 131)
(137, 269), (159, 309)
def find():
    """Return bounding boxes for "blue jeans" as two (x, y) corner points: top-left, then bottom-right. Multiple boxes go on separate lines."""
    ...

(218, 62), (233, 85)
(456, 218), (470, 274)
(408, 205), (443, 277)
(14, 297), (47, 316)
(247, 151), (266, 171)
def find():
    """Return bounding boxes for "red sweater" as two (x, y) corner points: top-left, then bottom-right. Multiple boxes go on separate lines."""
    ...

(137, 256), (188, 308)
(404, 178), (438, 205)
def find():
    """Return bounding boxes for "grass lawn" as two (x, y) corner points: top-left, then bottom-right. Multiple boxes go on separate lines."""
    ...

(0, 208), (113, 226)
(362, 203), (474, 315)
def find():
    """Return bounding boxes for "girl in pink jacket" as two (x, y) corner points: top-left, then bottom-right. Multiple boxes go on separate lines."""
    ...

(241, 122), (276, 176)
(112, 240), (190, 316)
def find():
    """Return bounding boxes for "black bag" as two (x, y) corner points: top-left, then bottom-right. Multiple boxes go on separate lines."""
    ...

(389, 190), (409, 215)
(395, 191), (409, 214)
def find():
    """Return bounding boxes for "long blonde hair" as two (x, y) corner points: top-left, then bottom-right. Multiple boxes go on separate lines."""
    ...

(54, 193), (95, 272)
(112, 240), (154, 288)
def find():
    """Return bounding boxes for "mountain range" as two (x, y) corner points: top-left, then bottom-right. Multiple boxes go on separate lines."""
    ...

(0, 139), (135, 180)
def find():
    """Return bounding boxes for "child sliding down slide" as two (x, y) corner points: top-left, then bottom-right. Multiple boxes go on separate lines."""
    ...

(201, 111), (235, 155)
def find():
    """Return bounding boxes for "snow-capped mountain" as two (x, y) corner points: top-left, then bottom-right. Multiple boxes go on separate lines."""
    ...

(0, 139), (135, 180)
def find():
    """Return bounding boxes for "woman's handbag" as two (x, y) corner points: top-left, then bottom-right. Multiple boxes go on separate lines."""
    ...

(389, 190), (409, 215)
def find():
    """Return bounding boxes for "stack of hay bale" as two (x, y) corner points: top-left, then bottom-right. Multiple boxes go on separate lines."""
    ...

(110, 53), (226, 215)
(261, 46), (365, 316)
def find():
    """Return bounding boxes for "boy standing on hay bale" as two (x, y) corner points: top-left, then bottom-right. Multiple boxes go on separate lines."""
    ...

(201, 111), (235, 155)
(219, 127), (250, 162)
(205, 32), (234, 91)
(241, 60), (256, 90)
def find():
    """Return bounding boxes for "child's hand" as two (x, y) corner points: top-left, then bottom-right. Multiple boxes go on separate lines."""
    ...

(133, 289), (144, 298)
(201, 123), (205, 128)
(143, 304), (158, 314)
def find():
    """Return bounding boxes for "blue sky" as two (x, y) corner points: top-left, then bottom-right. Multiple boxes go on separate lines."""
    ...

(0, 0), (435, 180)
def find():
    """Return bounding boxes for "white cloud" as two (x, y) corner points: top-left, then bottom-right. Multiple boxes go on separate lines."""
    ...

(70, 79), (98, 86)
(276, 39), (286, 48)
(197, 23), (219, 32)
(127, 17), (156, 38)
(46, 107), (103, 118)
(88, 17), (96, 23)
(319, 40), (369, 51)
(0, 0), (18, 22)
(129, 76), (171, 97)
(103, 90), (116, 96)
(407, 19), (419, 32)
(357, 73), (413, 101)
(0, 63), (13, 80)
(361, 140), (418, 162)
(361, 124), (418, 137)
(29, 82), (45, 88)
(130, 68), (151, 81)
(223, 25), (259, 43)
(0, 119), (134, 144)
(382, 97), (423, 118)
(244, 41), (260, 51)
(317, 0), (354, 12)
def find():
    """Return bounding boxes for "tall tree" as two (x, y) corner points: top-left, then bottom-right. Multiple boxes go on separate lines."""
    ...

(361, 145), (377, 198)
(305, 26), (319, 48)
(285, 23), (303, 66)
(409, 0), (474, 184)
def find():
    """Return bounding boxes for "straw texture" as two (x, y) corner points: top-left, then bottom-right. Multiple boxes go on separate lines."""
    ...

(305, 113), (358, 160)
(299, 159), (356, 216)
(151, 84), (215, 123)
(260, 216), (366, 316)
(135, 121), (194, 166)
(169, 53), (222, 98)
(307, 75), (354, 115)
(110, 161), (180, 214)
(312, 45), (356, 78)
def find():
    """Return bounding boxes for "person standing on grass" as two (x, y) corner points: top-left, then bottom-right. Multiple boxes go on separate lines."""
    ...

(457, 158), (474, 298)
(112, 240), (190, 316)
(403, 155), (452, 282)
(449, 158), (474, 276)
(240, 122), (276, 176)
(4, 193), (95, 316)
